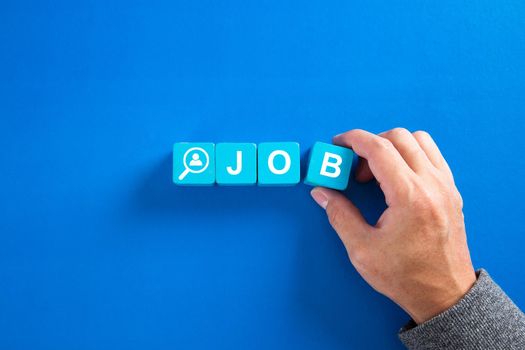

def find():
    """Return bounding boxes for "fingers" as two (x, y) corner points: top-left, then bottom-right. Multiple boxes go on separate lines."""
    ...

(310, 187), (371, 253)
(412, 131), (452, 175)
(333, 129), (414, 203)
(351, 129), (452, 183)
(355, 158), (374, 183)
(379, 128), (433, 173)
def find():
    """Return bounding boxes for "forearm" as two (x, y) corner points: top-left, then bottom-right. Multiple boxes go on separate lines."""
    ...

(399, 269), (525, 350)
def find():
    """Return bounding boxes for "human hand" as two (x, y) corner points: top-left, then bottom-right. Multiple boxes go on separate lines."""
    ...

(310, 128), (476, 324)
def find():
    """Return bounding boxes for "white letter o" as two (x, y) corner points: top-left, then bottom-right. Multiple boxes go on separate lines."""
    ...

(268, 150), (291, 175)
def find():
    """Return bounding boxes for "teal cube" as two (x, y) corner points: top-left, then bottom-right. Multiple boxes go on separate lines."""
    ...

(216, 143), (257, 185)
(304, 142), (354, 190)
(172, 142), (215, 186)
(258, 142), (300, 186)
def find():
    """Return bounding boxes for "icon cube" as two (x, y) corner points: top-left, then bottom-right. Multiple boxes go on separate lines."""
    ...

(304, 142), (354, 190)
(257, 142), (300, 186)
(215, 143), (257, 185)
(173, 142), (215, 185)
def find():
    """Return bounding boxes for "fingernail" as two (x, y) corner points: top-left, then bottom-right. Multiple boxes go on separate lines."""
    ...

(310, 189), (328, 209)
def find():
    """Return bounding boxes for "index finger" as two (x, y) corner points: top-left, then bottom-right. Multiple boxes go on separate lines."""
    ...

(333, 129), (415, 204)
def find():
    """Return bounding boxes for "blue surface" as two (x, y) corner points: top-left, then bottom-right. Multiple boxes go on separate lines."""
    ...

(1, 1), (525, 349)
(257, 142), (301, 185)
(215, 143), (257, 185)
(305, 142), (355, 191)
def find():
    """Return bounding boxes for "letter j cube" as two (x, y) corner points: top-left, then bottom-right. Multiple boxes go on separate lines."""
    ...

(173, 142), (215, 185)
(304, 142), (355, 190)
(216, 143), (257, 185)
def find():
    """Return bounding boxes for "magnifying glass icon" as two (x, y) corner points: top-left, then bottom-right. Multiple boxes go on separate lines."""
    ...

(178, 147), (210, 181)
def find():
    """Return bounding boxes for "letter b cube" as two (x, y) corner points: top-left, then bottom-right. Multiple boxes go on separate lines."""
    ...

(304, 142), (354, 190)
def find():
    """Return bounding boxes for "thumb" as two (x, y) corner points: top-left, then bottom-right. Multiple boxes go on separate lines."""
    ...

(310, 187), (372, 252)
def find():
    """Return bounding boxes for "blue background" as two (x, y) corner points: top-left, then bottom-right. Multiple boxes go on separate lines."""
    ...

(1, 1), (524, 349)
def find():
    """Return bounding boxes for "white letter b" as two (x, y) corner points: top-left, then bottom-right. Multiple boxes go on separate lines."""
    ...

(320, 152), (342, 178)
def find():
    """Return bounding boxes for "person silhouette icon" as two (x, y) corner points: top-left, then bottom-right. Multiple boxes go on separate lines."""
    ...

(189, 152), (203, 167)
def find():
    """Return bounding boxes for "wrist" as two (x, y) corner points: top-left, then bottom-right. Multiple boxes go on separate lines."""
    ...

(403, 271), (477, 324)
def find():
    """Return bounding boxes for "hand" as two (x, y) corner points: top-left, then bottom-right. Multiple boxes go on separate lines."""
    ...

(310, 128), (476, 324)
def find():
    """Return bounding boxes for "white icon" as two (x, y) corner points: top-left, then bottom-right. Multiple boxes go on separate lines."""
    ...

(320, 152), (342, 178)
(189, 153), (203, 167)
(227, 151), (243, 175)
(268, 150), (291, 175)
(178, 147), (210, 181)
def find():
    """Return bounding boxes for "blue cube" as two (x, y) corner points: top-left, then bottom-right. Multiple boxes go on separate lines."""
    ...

(172, 142), (215, 186)
(257, 142), (300, 186)
(304, 142), (354, 190)
(216, 143), (257, 185)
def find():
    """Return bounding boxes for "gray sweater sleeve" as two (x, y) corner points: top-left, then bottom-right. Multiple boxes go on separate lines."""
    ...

(398, 269), (525, 350)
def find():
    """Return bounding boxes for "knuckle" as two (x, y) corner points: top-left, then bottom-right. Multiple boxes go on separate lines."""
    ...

(452, 188), (464, 209)
(427, 203), (448, 226)
(413, 130), (431, 140)
(388, 127), (411, 139)
(370, 137), (393, 154)
(348, 247), (368, 268)
(413, 189), (449, 227)
(415, 188), (438, 207)
(435, 175), (464, 209)
(393, 175), (418, 200)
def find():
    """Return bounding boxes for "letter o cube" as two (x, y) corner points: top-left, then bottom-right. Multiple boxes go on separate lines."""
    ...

(257, 142), (300, 186)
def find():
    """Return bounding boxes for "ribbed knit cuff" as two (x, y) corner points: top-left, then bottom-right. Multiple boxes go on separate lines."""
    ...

(399, 269), (525, 350)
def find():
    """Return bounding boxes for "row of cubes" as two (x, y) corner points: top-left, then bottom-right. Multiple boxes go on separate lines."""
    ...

(172, 142), (356, 190)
